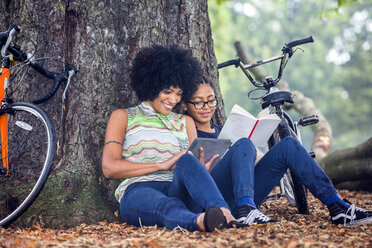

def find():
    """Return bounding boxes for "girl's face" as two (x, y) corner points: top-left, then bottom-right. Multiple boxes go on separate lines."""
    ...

(147, 86), (183, 115)
(183, 83), (216, 127)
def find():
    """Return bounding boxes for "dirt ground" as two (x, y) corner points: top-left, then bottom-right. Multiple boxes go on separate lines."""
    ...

(1, 189), (371, 248)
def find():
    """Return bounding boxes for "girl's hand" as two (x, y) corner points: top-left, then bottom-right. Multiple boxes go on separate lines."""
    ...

(189, 147), (219, 172)
(158, 151), (186, 171)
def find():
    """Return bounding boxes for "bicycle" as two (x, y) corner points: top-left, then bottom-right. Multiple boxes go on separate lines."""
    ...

(218, 36), (319, 214)
(0, 24), (78, 227)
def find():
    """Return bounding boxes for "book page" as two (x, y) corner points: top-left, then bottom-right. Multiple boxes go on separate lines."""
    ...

(218, 104), (281, 147)
(230, 104), (256, 120)
(218, 113), (257, 143)
(250, 118), (281, 147)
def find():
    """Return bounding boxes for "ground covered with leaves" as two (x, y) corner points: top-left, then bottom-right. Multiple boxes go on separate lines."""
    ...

(1, 190), (371, 247)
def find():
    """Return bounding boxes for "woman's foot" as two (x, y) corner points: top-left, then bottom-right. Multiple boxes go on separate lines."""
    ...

(220, 207), (235, 223)
(197, 207), (250, 232)
(197, 207), (227, 232)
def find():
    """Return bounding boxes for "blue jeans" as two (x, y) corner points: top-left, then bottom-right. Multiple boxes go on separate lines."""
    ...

(120, 153), (229, 231)
(211, 137), (337, 216)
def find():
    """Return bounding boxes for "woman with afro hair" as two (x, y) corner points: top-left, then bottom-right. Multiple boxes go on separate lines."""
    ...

(102, 45), (247, 232)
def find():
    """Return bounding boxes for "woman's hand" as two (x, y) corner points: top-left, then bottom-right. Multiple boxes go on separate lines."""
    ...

(158, 151), (186, 171)
(188, 147), (219, 172)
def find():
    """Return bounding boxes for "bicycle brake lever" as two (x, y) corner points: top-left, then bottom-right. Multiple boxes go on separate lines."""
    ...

(62, 69), (76, 101)
(292, 47), (304, 53)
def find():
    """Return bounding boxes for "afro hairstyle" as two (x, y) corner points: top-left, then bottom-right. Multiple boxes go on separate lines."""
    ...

(130, 45), (202, 102)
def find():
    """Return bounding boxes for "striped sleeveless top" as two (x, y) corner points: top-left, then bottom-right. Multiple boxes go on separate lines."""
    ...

(114, 102), (189, 202)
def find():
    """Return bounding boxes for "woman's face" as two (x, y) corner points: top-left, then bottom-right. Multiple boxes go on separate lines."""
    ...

(147, 86), (183, 115)
(183, 83), (216, 126)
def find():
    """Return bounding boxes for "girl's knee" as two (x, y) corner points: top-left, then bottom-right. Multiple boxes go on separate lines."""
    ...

(233, 138), (256, 155)
(278, 136), (303, 152)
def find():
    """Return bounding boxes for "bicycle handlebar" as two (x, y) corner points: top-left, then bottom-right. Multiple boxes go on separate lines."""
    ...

(29, 62), (78, 104)
(0, 24), (20, 58)
(1, 24), (78, 104)
(218, 36), (314, 89)
(285, 36), (314, 49)
(217, 58), (240, 69)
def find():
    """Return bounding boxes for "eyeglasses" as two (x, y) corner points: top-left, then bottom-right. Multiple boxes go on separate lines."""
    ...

(188, 98), (218, 109)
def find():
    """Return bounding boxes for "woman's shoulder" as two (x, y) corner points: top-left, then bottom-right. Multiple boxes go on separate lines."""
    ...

(111, 108), (128, 116)
(109, 109), (128, 122)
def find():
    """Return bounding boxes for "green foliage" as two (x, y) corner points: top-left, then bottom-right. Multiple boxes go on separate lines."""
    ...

(337, 0), (359, 7)
(208, 0), (372, 150)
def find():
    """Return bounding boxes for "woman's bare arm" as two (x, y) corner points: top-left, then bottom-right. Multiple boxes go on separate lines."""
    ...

(101, 109), (184, 179)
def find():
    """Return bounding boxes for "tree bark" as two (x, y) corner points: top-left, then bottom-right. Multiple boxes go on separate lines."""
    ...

(0, 0), (222, 228)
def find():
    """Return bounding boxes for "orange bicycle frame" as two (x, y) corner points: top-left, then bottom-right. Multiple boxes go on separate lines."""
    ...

(0, 65), (9, 176)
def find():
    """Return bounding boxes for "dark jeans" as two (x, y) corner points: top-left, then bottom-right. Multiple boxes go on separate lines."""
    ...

(120, 153), (229, 231)
(211, 137), (337, 216)
(120, 137), (337, 230)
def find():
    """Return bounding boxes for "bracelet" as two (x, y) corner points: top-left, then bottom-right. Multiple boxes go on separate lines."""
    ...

(104, 140), (122, 146)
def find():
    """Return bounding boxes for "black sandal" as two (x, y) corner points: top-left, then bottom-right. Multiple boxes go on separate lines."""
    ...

(203, 207), (227, 232)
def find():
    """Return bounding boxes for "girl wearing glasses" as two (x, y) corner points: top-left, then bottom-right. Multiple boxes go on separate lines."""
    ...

(101, 46), (249, 232)
(181, 76), (372, 227)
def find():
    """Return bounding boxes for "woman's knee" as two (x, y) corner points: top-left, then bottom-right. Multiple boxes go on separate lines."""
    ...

(176, 153), (203, 170)
(119, 185), (167, 227)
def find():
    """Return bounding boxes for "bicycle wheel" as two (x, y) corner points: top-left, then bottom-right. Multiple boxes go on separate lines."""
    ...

(0, 102), (56, 227)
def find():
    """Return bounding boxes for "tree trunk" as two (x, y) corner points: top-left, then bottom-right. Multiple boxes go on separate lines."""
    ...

(0, 0), (222, 228)
(318, 137), (372, 191)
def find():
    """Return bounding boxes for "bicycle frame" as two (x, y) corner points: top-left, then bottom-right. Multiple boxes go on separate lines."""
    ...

(0, 58), (11, 176)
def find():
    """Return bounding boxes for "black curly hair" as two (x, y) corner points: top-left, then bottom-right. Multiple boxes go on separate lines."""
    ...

(130, 45), (202, 102)
(181, 75), (216, 103)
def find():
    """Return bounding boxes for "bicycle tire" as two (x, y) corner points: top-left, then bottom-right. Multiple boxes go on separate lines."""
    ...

(0, 102), (56, 227)
(288, 170), (309, 214)
(269, 114), (310, 215)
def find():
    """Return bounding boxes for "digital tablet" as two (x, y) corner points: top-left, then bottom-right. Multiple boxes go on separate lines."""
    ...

(188, 138), (232, 171)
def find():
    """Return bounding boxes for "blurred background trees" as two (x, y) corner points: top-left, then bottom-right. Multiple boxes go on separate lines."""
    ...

(208, 0), (372, 151)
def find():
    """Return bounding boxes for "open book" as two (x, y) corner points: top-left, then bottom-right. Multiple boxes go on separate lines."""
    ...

(218, 104), (281, 147)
